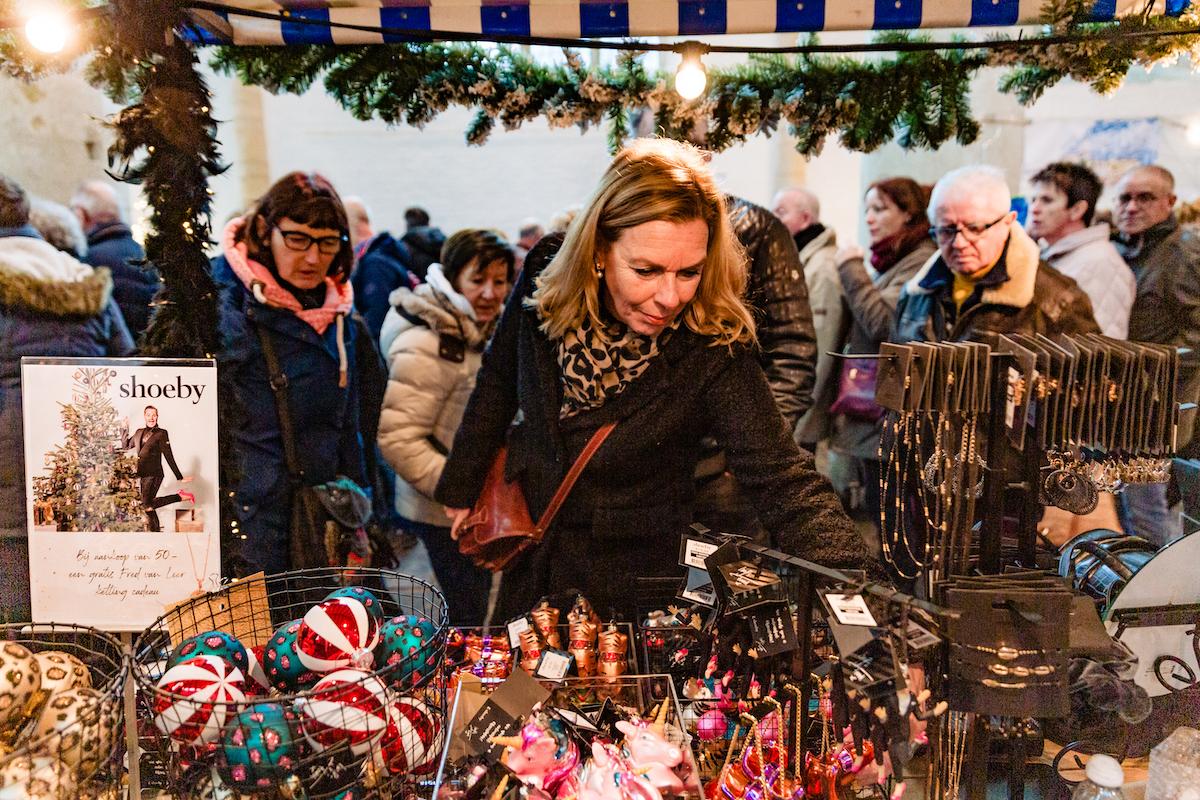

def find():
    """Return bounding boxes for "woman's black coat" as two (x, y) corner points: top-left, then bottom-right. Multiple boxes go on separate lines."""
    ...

(435, 236), (867, 621)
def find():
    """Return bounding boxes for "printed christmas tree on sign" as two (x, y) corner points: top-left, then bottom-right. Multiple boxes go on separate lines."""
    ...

(32, 368), (144, 532)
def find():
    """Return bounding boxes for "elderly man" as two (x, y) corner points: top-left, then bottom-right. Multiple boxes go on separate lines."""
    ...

(344, 196), (416, 340)
(1112, 165), (1200, 545)
(1027, 162), (1134, 338)
(772, 186), (842, 449)
(70, 180), (159, 340)
(894, 165), (1098, 344)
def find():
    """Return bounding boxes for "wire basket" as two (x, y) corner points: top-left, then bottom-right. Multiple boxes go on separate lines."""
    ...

(133, 568), (449, 799)
(0, 622), (127, 799)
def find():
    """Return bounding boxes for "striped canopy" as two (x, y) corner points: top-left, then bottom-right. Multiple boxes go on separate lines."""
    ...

(189, 0), (1191, 44)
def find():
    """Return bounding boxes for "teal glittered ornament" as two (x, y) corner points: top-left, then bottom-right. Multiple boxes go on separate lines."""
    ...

(219, 702), (299, 791)
(168, 630), (249, 675)
(375, 615), (439, 689)
(325, 586), (385, 626)
(263, 620), (320, 694)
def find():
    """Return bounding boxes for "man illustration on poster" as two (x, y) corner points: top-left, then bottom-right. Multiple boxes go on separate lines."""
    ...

(122, 405), (194, 531)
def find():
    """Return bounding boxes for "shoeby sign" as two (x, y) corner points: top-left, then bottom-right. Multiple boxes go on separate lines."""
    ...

(21, 357), (220, 630)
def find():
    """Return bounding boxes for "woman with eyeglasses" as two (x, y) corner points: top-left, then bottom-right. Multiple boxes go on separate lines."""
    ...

(215, 172), (384, 574)
(826, 178), (936, 544)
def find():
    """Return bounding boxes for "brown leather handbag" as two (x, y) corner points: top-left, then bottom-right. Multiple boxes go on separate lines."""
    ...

(457, 422), (616, 571)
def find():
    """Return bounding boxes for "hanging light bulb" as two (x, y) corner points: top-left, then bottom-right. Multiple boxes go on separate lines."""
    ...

(25, 9), (70, 53)
(674, 42), (708, 101)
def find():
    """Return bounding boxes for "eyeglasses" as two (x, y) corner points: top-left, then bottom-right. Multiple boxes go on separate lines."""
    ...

(1116, 191), (1161, 206)
(274, 226), (346, 255)
(931, 214), (1009, 244)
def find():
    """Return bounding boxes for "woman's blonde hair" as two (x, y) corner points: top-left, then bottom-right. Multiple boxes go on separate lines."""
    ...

(530, 138), (755, 347)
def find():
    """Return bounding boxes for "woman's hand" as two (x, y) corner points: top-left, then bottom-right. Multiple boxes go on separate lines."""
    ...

(445, 507), (471, 540)
(835, 244), (865, 265)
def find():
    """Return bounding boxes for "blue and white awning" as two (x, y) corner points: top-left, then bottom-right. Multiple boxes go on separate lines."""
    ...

(185, 0), (1192, 45)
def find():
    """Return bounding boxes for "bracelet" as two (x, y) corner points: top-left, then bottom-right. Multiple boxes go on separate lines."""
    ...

(958, 643), (1041, 661)
(989, 663), (1054, 677)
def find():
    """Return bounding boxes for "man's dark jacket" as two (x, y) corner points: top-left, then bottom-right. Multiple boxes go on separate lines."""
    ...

(893, 223), (1099, 345)
(125, 427), (183, 479)
(401, 225), (447, 282)
(352, 232), (417, 342)
(84, 221), (159, 341)
(1115, 216), (1200, 453)
(434, 236), (866, 622)
(726, 196), (818, 428)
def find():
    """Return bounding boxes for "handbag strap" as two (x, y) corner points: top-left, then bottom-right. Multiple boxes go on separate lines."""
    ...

(535, 422), (616, 532)
(253, 322), (304, 483)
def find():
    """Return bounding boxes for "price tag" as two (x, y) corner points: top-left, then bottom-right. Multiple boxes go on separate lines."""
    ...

(680, 538), (719, 569)
(534, 649), (573, 682)
(507, 615), (531, 649)
(905, 620), (940, 651)
(824, 594), (878, 627)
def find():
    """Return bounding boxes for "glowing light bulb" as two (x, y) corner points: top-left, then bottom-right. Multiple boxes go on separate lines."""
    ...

(675, 56), (707, 101)
(25, 11), (70, 54)
(1187, 120), (1200, 148)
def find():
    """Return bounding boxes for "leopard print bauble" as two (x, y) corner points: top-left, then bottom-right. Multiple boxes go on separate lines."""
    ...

(28, 687), (116, 778)
(0, 642), (43, 745)
(0, 755), (76, 799)
(34, 652), (92, 702)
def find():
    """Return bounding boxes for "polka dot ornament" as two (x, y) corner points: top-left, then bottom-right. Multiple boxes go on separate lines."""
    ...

(263, 620), (321, 694)
(374, 615), (439, 689)
(153, 655), (247, 746)
(167, 631), (249, 676)
(219, 702), (300, 791)
(325, 586), (385, 626)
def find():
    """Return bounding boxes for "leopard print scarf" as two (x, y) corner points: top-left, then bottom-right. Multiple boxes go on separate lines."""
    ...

(556, 314), (678, 418)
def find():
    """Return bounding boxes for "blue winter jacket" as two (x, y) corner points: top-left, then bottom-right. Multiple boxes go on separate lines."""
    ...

(212, 255), (370, 573)
(84, 221), (160, 342)
(0, 228), (134, 620)
(352, 232), (416, 343)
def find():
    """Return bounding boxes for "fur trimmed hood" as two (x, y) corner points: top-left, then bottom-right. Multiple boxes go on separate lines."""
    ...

(903, 220), (1041, 310)
(384, 263), (492, 351)
(0, 235), (113, 317)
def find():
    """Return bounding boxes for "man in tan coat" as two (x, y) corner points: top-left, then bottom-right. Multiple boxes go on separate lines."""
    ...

(773, 187), (843, 452)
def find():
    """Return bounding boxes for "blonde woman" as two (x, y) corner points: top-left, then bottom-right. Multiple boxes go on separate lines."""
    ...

(435, 139), (869, 620)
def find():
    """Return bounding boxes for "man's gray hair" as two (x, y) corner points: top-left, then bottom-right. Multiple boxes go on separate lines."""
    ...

(70, 180), (124, 224)
(29, 198), (88, 258)
(928, 165), (1011, 221)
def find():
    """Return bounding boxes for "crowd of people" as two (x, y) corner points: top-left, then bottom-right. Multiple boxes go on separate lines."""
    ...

(0, 142), (1197, 624)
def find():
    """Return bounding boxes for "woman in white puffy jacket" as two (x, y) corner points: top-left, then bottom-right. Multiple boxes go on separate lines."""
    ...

(378, 229), (514, 625)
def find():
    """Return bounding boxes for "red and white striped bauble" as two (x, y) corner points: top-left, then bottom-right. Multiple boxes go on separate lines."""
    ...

(243, 645), (271, 696)
(297, 668), (391, 756)
(296, 598), (381, 673)
(153, 655), (247, 746)
(372, 696), (443, 776)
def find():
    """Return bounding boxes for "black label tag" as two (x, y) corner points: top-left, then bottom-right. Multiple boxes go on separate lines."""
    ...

(746, 603), (798, 657)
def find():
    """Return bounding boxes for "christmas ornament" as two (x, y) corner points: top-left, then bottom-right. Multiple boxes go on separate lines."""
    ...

(153, 655), (247, 746)
(491, 716), (578, 793)
(530, 599), (562, 649)
(219, 702), (300, 791)
(568, 594), (601, 626)
(297, 668), (391, 757)
(325, 587), (385, 626)
(0, 642), (42, 744)
(517, 627), (543, 675)
(28, 686), (116, 776)
(616, 705), (684, 796)
(597, 625), (628, 677)
(372, 695), (444, 776)
(568, 620), (598, 678)
(168, 631), (249, 675)
(263, 620), (321, 694)
(462, 634), (512, 684)
(297, 598), (381, 673)
(243, 645), (270, 696)
(375, 615), (439, 689)
(697, 709), (728, 742)
(33, 652), (92, 703)
(0, 755), (76, 800)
